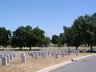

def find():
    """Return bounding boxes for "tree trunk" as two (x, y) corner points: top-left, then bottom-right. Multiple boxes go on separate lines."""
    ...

(91, 43), (93, 52)
(29, 46), (32, 51)
(20, 47), (22, 51)
(76, 46), (78, 50)
(88, 43), (90, 47)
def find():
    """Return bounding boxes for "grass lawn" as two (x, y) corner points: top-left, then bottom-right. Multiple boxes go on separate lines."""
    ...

(0, 46), (96, 51)
(0, 52), (94, 72)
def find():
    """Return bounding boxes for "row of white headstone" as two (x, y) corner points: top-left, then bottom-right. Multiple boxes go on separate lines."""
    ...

(26, 50), (83, 60)
(0, 51), (18, 66)
(0, 49), (86, 65)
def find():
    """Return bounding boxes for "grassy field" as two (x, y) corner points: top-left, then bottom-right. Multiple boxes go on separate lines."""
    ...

(0, 46), (96, 51)
(0, 52), (93, 72)
(0, 46), (95, 72)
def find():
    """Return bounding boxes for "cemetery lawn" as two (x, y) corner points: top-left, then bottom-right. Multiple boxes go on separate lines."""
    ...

(0, 52), (93, 72)
(0, 46), (96, 51)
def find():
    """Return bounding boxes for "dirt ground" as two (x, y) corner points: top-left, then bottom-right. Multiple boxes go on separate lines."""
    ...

(0, 52), (93, 72)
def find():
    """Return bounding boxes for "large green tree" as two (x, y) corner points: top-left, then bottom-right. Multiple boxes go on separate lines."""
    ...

(0, 27), (11, 47)
(63, 26), (73, 54)
(88, 13), (96, 52)
(51, 35), (59, 45)
(43, 37), (50, 47)
(11, 26), (26, 50)
(11, 25), (36, 50)
(57, 33), (65, 47)
(72, 14), (96, 52)
(24, 25), (35, 50)
(32, 27), (45, 47)
(71, 16), (85, 50)
(11, 26), (49, 50)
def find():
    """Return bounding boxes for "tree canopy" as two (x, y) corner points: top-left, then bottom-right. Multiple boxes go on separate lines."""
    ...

(62, 13), (96, 52)
(11, 26), (50, 50)
(0, 27), (11, 47)
(51, 35), (59, 45)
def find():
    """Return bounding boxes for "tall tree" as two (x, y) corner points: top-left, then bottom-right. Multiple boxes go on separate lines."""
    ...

(51, 35), (59, 46)
(32, 27), (45, 47)
(71, 16), (85, 50)
(88, 13), (96, 52)
(24, 25), (34, 50)
(0, 27), (11, 47)
(11, 26), (26, 50)
(63, 26), (73, 54)
(57, 33), (65, 47)
(71, 14), (96, 52)
(43, 37), (50, 47)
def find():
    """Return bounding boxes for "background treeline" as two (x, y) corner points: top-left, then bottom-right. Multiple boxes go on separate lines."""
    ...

(0, 13), (96, 52)
(52, 13), (96, 52)
(0, 26), (50, 50)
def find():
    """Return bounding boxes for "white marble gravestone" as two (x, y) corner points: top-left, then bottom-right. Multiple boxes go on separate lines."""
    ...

(2, 57), (7, 66)
(55, 52), (58, 59)
(7, 55), (10, 62)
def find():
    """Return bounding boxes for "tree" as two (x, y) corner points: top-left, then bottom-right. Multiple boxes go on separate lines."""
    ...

(88, 13), (96, 52)
(63, 26), (73, 54)
(43, 37), (50, 47)
(0, 27), (11, 47)
(24, 25), (34, 50)
(11, 25), (36, 50)
(11, 26), (47, 50)
(71, 14), (96, 52)
(51, 35), (59, 46)
(82, 15), (91, 47)
(57, 33), (65, 47)
(32, 27), (45, 47)
(11, 26), (26, 50)
(71, 16), (85, 50)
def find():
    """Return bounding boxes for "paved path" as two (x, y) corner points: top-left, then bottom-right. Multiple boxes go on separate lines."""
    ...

(50, 55), (96, 72)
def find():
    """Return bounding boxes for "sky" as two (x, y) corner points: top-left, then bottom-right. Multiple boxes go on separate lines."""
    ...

(0, 0), (96, 38)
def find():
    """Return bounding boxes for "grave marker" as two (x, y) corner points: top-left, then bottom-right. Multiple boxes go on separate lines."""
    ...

(2, 57), (7, 66)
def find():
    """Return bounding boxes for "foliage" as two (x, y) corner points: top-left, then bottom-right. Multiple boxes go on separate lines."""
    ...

(32, 27), (45, 47)
(0, 27), (11, 47)
(57, 33), (65, 47)
(43, 37), (50, 47)
(11, 26), (50, 50)
(51, 35), (59, 45)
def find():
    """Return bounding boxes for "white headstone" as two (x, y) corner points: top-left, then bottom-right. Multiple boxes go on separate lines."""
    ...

(55, 53), (58, 59)
(21, 56), (26, 62)
(34, 53), (38, 59)
(2, 57), (7, 66)
(7, 55), (10, 62)
(62, 52), (64, 57)
(10, 55), (13, 60)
